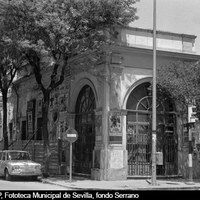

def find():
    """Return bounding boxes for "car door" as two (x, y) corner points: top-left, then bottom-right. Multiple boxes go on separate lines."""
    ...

(0, 152), (3, 175)
(0, 152), (6, 176)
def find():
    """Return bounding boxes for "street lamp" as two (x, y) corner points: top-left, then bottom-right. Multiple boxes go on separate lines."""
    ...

(151, 0), (157, 185)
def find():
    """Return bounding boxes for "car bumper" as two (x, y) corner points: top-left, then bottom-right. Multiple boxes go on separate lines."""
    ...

(10, 170), (42, 176)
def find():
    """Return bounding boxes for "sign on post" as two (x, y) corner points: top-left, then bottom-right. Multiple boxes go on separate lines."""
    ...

(63, 127), (78, 182)
(156, 152), (163, 165)
(63, 127), (78, 143)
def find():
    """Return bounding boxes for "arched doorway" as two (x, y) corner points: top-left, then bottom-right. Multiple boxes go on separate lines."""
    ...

(126, 82), (178, 176)
(74, 85), (96, 175)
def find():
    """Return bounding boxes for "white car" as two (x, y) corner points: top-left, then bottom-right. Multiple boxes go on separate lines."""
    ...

(0, 150), (42, 181)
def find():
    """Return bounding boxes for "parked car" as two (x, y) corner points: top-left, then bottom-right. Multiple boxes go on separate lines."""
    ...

(0, 150), (42, 181)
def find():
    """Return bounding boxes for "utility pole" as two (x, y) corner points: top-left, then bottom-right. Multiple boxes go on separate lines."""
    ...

(151, 0), (157, 186)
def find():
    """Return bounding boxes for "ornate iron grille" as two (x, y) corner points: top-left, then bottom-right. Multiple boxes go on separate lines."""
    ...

(126, 82), (178, 176)
(127, 122), (152, 176)
(74, 85), (96, 175)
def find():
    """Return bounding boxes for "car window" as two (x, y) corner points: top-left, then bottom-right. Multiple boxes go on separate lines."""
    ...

(8, 152), (31, 160)
(7, 153), (10, 160)
(2, 153), (6, 161)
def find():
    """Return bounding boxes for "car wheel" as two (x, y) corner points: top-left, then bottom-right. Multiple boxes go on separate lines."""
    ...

(5, 169), (12, 181)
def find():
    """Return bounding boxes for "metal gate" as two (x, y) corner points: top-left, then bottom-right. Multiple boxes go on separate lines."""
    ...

(127, 125), (151, 176)
(126, 82), (178, 176)
(127, 123), (151, 176)
(74, 85), (96, 175)
(127, 121), (178, 176)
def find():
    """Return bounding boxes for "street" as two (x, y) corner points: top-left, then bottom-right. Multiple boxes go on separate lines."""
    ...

(0, 177), (71, 190)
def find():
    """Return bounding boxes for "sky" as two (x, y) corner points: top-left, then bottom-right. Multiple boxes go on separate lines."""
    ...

(131, 0), (200, 54)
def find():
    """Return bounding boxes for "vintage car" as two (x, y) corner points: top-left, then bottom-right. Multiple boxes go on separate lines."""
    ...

(0, 150), (42, 181)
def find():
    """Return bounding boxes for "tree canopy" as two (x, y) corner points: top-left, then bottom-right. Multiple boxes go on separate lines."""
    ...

(1, 0), (139, 69)
(157, 61), (200, 118)
(0, 0), (140, 174)
(0, 4), (24, 92)
(0, 2), (25, 149)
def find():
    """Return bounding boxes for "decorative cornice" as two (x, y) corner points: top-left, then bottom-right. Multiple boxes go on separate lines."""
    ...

(115, 24), (197, 39)
(110, 44), (200, 61)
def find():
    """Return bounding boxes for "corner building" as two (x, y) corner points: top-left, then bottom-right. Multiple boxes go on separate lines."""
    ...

(7, 26), (200, 180)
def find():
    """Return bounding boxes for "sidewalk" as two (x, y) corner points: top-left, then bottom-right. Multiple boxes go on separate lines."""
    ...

(40, 175), (200, 190)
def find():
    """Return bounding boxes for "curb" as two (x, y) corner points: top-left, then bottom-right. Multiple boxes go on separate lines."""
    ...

(41, 179), (200, 191)
(41, 179), (82, 190)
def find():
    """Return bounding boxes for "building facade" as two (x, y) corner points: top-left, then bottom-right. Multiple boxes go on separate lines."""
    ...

(7, 26), (200, 180)
(0, 94), (2, 141)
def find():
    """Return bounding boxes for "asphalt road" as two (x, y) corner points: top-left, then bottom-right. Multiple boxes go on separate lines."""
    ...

(0, 177), (71, 190)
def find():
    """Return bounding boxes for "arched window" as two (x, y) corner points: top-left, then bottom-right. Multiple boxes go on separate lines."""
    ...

(126, 82), (177, 176)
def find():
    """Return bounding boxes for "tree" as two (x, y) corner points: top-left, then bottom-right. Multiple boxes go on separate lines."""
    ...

(157, 60), (200, 119)
(1, 0), (139, 176)
(0, 3), (25, 150)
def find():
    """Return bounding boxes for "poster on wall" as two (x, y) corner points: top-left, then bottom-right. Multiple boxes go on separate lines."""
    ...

(37, 92), (43, 116)
(109, 111), (122, 134)
(27, 111), (33, 133)
(58, 111), (69, 139)
(59, 94), (67, 111)
(37, 99), (42, 116)
(109, 110), (123, 144)
(27, 100), (36, 139)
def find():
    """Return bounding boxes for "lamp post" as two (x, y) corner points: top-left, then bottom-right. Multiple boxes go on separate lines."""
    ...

(151, 0), (157, 186)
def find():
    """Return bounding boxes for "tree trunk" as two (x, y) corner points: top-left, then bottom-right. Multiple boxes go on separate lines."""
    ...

(42, 91), (50, 177)
(2, 90), (8, 150)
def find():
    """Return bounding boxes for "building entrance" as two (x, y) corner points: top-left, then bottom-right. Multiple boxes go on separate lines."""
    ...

(126, 82), (178, 176)
(74, 85), (96, 175)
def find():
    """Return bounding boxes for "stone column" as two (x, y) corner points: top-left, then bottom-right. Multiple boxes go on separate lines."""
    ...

(91, 52), (127, 181)
(91, 54), (110, 180)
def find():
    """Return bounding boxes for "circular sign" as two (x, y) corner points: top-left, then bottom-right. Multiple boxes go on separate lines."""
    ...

(63, 127), (78, 143)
